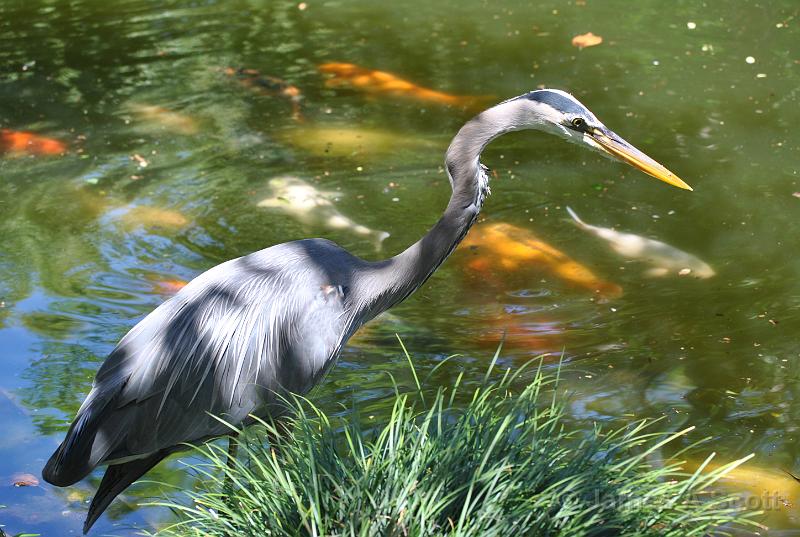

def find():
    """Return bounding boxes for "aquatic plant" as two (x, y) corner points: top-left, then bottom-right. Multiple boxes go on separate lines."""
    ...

(150, 352), (758, 537)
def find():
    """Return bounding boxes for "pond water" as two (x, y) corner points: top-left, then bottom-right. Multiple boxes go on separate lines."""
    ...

(1, 0), (799, 534)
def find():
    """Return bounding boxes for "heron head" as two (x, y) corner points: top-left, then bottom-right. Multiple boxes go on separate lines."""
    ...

(511, 89), (692, 190)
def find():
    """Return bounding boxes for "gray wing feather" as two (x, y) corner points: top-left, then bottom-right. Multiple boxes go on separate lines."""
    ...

(45, 239), (358, 483)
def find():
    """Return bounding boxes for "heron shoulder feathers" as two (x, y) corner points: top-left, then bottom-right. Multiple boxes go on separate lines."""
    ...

(62, 239), (360, 467)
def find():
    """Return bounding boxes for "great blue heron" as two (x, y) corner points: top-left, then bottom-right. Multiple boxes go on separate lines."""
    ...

(42, 89), (691, 533)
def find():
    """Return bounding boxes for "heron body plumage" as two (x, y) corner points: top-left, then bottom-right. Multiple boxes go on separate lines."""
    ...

(43, 90), (690, 532)
(43, 241), (362, 507)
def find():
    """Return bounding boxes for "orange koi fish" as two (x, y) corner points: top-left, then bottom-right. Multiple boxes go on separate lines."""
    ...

(318, 62), (489, 108)
(474, 312), (563, 355)
(459, 222), (622, 298)
(0, 129), (66, 156)
(151, 278), (188, 295)
(224, 67), (303, 121)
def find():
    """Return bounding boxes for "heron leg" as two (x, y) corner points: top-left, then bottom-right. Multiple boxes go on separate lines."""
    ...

(222, 434), (239, 495)
(226, 435), (239, 470)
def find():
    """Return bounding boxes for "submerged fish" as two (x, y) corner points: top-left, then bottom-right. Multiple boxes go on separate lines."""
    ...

(257, 176), (389, 250)
(126, 103), (199, 135)
(459, 222), (623, 298)
(118, 205), (190, 231)
(0, 129), (66, 156)
(275, 123), (434, 158)
(566, 207), (715, 278)
(473, 311), (564, 356)
(150, 278), (189, 295)
(224, 67), (303, 121)
(318, 62), (489, 108)
(681, 457), (800, 519)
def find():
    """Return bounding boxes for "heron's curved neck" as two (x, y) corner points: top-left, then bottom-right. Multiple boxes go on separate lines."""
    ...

(358, 101), (526, 317)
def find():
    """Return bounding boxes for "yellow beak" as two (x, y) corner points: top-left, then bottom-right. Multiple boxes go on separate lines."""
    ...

(589, 130), (693, 191)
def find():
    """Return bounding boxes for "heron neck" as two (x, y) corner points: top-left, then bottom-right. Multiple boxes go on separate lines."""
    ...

(357, 103), (522, 318)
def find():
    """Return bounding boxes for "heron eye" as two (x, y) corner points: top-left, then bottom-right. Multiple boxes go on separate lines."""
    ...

(571, 117), (586, 129)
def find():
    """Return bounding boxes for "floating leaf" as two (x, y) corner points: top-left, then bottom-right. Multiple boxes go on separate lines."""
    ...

(572, 32), (603, 48)
(11, 473), (39, 487)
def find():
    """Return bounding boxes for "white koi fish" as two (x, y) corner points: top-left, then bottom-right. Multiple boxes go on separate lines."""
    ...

(566, 206), (715, 278)
(257, 176), (389, 250)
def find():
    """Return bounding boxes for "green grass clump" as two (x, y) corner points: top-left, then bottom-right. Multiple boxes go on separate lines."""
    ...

(152, 355), (757, 537)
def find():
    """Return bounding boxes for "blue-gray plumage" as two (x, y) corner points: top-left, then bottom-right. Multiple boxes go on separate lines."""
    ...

(42, 89), (692, 533)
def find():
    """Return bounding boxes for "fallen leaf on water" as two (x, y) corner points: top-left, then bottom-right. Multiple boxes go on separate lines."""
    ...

(572, 32), (603, 48)
(131, 153), (149, 168)
(11, 472), (39, 487)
